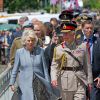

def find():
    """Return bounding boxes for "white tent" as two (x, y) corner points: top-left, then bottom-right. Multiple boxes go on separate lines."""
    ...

(0, 13), (59, 24)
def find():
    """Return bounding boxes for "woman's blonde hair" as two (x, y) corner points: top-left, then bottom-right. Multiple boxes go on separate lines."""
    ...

(21, 30), (38, 46)
(34, 21), (46, 39)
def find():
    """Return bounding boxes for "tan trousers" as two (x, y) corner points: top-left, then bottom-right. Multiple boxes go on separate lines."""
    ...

(62, 79), (86, 100)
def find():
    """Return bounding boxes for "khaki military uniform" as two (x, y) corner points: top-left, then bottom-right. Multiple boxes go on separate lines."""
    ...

(10, 37), (22, 65)
(51, 42), (93, 100)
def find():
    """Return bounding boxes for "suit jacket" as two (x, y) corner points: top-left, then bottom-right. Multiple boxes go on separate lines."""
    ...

(92, 37), (100, 79)
(76, 29), (100, 79)
(9, 47), (52, 100)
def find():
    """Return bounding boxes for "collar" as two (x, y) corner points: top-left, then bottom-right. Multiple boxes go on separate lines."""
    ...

(84, 35), (94, 43)
(62, 41), (77, 50)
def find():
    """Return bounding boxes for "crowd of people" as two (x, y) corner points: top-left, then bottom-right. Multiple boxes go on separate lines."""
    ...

(0, 8), (100, 100)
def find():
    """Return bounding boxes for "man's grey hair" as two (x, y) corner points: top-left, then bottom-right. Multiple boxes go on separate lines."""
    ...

(19, 16), (29, 21)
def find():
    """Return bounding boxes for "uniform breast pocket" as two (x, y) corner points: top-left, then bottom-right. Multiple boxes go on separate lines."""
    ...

(77, 50), (85, 64)
(61, 71), (78, 91)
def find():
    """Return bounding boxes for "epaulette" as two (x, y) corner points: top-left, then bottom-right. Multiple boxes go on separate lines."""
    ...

(55, 42), (65, 49)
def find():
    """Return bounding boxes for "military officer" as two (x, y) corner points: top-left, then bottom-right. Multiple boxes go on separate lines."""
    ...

(59, 9), (74, 22)
(50, 21), (93, 100)
(10, 37), (22, 65)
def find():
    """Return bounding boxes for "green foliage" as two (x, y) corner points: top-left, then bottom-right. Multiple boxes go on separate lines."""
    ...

(4, 0), (40, 13)
(44, 6), (51, 13)
(83, 0), (100, 9)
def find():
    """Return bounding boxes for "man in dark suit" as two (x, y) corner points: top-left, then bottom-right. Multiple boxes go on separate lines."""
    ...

(76, 20), (100, 100)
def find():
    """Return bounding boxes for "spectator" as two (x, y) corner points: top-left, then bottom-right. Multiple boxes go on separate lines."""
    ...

(9, 30), (52, 100)
(33, 21), (46, 47)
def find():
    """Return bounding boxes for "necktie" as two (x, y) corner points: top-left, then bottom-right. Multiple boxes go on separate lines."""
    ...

(86, 40), (91, 63)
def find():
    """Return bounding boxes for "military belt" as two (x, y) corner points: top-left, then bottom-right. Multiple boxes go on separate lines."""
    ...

(62, 66), (82, 71)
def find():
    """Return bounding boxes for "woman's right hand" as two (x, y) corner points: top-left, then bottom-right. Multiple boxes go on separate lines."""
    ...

(10, 85), (15, 92)
(51, 80), (58, 87)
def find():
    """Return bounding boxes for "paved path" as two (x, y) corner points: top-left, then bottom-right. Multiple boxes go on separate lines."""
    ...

(0, 63), (13, 100)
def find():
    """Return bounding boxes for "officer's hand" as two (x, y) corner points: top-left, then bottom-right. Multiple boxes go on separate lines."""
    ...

(51, 80), (58, 87)
(94, 77), (100, 88)
(10, 85), (15, 92)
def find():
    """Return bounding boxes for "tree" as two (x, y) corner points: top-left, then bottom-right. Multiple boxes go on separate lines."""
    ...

(83, 0), (100, 9)
(4, 0), (41, 13)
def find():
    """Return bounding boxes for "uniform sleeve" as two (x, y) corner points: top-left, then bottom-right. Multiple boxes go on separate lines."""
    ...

(50, 48), (59, 81)
(9, 50), (20, 85)
(10, 39), (17, 65)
